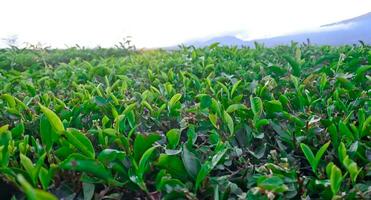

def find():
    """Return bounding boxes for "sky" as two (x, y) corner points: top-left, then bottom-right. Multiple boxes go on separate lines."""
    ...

(0, 0), (370, 48)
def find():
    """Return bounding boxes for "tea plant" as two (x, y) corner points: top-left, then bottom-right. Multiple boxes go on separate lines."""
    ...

(0, 42), (370, 199)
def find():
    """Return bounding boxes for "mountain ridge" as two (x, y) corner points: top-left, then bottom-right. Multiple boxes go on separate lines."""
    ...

(184, 12), (371, 47)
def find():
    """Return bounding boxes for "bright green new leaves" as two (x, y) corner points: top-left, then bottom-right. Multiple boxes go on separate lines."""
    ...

(223, 111), (234, 136)
(39, 104), (65, 134)
(17, 175), (58, 200)
(230, 80), (242, 97)
(166, 129), (181, 149)
(1, 94), (16, 108)
(168, 93), (182, 108)
(338, 142), (362, 184)
(300, 141), (330, 173)
(338, 142), (347, 162)
(225, 104), (247, 113)
(250, 96), (263, 117)
(343, 156), (362, 184)
(209, 113), (218, 129)
(328, 164), (343, 196)
(64, 128), (95, 158)
(168, 93), (182, 117)
(20, 153), (46, 186)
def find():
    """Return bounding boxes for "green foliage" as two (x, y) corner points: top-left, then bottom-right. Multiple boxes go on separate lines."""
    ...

(0, 43), (370, 199)
(300, 141), (330, 173)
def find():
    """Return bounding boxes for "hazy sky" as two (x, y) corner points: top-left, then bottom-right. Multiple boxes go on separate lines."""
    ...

(0, 0), (370, 48)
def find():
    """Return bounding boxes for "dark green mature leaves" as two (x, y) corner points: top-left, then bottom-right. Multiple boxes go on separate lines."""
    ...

(60, 153), (112, 180)
(181, 145), (201, 179)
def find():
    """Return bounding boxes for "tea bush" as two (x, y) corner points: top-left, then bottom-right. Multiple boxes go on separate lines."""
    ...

(0, 42), (370, 199)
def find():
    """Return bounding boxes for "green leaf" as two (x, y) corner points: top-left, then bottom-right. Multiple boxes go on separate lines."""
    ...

(343, 156), (361, 184)
(328, 124), (339, 149)
(199, 94), (212, 109)
(11, 123), (24, 138)
(97, 149), (125, 164)
(20, 153), (35, 182)
(283, 54), (301, 76)
(65, 128), (95, 159)
(19, 153), (46, 187)
(330, 164), (343, 195)
(361, 116), (371, 137)
(250, 96), (263, 117)
(17, 175), (58, 200)
(354, 65), (371, 81)
(226, 104), (247, 113)
(209, 113), (218, 129)
(1, 94), (16, 108)
(265, 100), (283, 114)
(0, 124), (9, 134)
(255, 119), (269, 130)
(83, 182), (95, 200)
(133, 133), (161, 162)
(339, 121), (354, 141)
(301, 142), (330, 173)
(319, 73), (327, 93)
(40, 115), (56, 152)
(39, 104), (65, 134)
(168, 93), (182, 108)
(223, 111), (234, 136)
(257, 176), (288, 193)
(39, 165), (56, 190)
(195, 142), (228, 190)
(338, 142), (347, 163)
(181, 145), (201, 179)
(122, 103), (136, 116)
(300, 143), (315, 170)
(230, 80), (241, 97)
(326, 162), (335, 178)
(59, 153), (112, 180)
(156, 154), (188, 180)
(137, 146), (158, 179)
(0, 127), (11, 167)
(166, 129), (181, 149)
(314, 141), (331, 170)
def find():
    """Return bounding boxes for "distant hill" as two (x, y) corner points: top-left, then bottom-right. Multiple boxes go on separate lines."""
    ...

(185, 12), (371, 47)
(186, 36), (245, 47)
